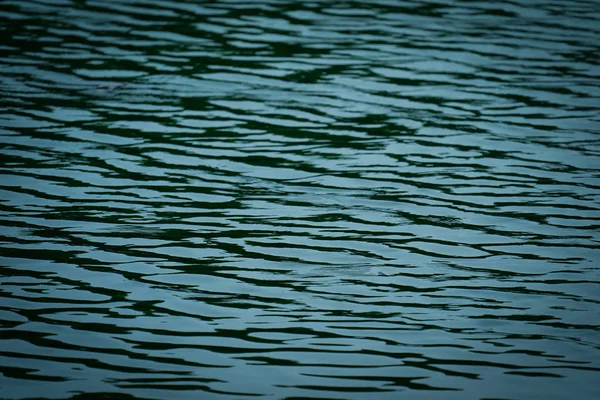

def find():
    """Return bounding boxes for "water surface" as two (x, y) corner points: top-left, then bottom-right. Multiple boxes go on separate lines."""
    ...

(1, 0), (600, 399)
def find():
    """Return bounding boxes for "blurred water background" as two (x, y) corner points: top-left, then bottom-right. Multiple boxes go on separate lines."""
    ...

(1, 0), (600, 399)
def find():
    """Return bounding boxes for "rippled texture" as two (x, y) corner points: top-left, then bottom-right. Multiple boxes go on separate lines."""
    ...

(2, 0), (600, 399)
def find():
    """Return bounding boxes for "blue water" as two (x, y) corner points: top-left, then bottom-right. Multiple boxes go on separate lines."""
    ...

(1, 1), (599, 399)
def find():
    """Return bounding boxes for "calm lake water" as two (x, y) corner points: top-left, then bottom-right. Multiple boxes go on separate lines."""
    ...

(1, 0), (600, 399)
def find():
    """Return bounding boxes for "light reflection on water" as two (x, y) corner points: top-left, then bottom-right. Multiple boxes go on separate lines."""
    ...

(1, 0), (600, 399)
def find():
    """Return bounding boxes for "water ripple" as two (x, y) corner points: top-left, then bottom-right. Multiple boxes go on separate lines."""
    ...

(1, 0), (600, 399)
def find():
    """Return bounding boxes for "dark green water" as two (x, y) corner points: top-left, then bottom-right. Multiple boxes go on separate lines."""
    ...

(1, 0), (600, 399)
